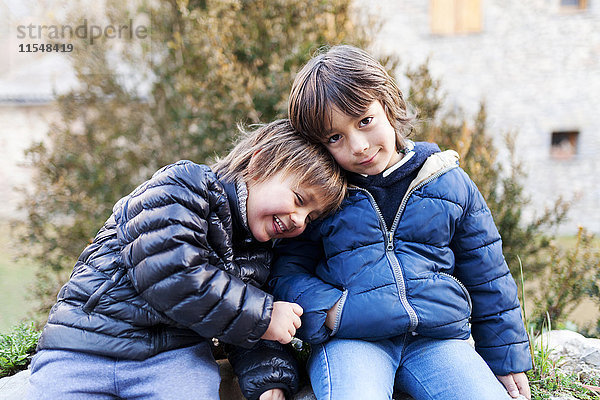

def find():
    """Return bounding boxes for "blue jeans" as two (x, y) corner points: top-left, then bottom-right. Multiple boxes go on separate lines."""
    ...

(307, 334), (513, 400)
(28, 342), (221, 399)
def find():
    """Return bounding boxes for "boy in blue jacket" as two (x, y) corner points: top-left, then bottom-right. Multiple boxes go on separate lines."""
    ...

(28, 119), (346, 400)
(270, 45), (532, 399)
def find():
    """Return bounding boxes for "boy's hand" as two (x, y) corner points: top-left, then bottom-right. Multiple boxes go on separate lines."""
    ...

(261, 301), (303, 344)
(497, 372), (531, 400)
(259, 388), (285, 400)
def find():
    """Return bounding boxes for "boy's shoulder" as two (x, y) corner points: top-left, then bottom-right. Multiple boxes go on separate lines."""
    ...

(153, 160), (220, 186)
(115, 161), (228, 227)
(152, 160), (213, 179)
(123, 160), (224, 202)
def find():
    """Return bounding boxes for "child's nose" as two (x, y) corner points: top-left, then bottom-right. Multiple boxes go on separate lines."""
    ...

(290, 212), (307, 231)
(349, 134), (368, 155)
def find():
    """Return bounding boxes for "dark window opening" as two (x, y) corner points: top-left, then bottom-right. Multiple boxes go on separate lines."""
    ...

(551, 130), (579, 159)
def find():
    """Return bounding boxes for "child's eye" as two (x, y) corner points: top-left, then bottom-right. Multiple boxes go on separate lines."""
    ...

(327, 134), (342, 144)
(295, 192), (304, 205)
(358, 117), (373, 128)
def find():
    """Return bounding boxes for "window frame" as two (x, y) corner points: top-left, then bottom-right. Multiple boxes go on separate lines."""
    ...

(550, 130), (580, 160)
(430, 0), (482, 35)
(559, 0), (588, 11)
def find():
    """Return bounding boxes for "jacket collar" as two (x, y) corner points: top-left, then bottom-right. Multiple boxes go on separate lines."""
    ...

(406, 150), (460, 194)
(220, 178), (254, 244)
(348, 141), (439, 189)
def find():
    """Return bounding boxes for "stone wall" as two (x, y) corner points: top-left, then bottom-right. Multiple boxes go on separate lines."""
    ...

(357, 0), (600, 234)
(2, 1), (599, 233)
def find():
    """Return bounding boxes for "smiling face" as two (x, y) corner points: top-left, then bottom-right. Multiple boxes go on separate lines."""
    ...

(324, 100), (402, 176)
(246, 171), (325, 242)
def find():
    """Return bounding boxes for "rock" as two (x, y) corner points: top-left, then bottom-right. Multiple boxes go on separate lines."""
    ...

(217, 359), (244, 399)
(0, 370), (30, 400)
(536, 330), (600, 377)
(290, 384), (413, 399)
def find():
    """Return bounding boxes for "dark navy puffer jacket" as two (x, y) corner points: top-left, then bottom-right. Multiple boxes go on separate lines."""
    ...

(270, 151), (532, 376)
(37, 160), (299, 400)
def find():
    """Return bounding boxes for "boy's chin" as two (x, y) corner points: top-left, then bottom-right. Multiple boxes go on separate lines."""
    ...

(249, 227), (270, 242)
(346, 163), (387, 176)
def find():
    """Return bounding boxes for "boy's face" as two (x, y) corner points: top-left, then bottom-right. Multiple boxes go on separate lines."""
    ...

(323, 100), (401, 175)
(246, 171), (324, 242)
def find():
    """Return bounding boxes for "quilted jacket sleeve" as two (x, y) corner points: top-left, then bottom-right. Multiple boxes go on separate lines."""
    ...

(233, 246), (272, 289)
(450, 169), (532, 375)
(227, 340), (300, 400)
(229, 246), (301, 399)
(114, 161), (272, 348)
(270, 225), (345, 344)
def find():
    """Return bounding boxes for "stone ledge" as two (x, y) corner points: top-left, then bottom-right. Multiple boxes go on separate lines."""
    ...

(3, 330), (599, 400)
(0, 369), (30, 400)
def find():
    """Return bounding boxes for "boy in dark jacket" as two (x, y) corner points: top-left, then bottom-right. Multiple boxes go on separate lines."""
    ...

(28, 119), (346, 400)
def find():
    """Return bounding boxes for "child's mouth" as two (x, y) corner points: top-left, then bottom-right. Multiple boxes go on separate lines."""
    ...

(359, 152), (377, 165)
(273, 215), (287, 234)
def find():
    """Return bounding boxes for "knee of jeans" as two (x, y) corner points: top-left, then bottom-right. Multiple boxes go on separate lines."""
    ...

(306, 344), (331, 395)
(29, 352), (41, 372)
(28, 350), (57, 376)
(307, 340), (400, 400)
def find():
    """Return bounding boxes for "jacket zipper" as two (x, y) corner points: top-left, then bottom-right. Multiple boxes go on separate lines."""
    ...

(331, 289), (348, 336)
(349, 163), (459, 332)
(351, 187), (419, 332)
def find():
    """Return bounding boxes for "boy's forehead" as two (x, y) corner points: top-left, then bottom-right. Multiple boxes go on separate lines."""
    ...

(322, 103), (350, 133)
(325, 103), (369, 131)
(322, 108), (334, 135)
(303, 88), (370, 137)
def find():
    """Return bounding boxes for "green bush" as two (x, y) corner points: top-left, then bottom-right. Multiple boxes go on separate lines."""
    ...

(0, 323), (40, 378)
(14, 0), (595, 338)
(15, 0), (374, 322)
(530, 228), (600, 334)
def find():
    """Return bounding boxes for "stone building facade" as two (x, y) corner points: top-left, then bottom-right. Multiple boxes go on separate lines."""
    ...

(362, 0), (600, 234)
(1, 0), (599, 234)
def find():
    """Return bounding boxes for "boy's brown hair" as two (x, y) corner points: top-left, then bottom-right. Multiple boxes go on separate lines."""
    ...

(289, 45), (414, 150)
(213, 119), (346, 218)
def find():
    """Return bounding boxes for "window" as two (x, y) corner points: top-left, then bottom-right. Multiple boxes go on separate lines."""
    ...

(551, 130), (579, 159)
(430, 0), (482, 35)
(560, 0), (587, 10)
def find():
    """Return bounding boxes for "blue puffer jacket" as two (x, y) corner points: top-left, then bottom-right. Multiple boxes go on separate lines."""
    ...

(270, 151), (532, 376)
